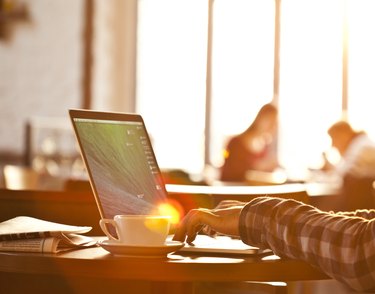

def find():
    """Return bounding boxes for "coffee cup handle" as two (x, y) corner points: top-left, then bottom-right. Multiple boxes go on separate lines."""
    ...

(99, 219), (119, 241)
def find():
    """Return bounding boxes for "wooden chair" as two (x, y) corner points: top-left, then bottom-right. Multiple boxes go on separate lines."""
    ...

(338, 175), (375, 211)
(3, 165), (66, 191)
(3, 165), (40, 190)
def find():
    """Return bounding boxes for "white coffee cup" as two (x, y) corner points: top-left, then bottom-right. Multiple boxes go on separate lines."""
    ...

(99, 215), (171, 246)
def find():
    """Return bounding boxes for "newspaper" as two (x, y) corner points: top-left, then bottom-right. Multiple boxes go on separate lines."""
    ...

(0, 216), (97, 253)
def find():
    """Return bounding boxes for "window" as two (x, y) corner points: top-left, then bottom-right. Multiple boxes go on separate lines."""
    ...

(278, 0), (343, 172)
(135, 0), (375, 177)
(210, 0), (275, 168)
(137, 0), (207, 174)
(347, 0), (375, 139)
(137, 0), (274, 175)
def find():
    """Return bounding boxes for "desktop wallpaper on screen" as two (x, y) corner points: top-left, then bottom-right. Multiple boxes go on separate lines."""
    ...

(74, 119), (167, 219)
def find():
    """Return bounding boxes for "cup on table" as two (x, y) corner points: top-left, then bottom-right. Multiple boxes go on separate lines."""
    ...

(99, 215), (171, 246)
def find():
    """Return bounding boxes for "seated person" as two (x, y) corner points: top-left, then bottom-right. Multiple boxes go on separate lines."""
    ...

(321, 120), (375, 181)
(220, 103), (279, 182)
(173, 197), (375, 292)
(317, 120), (375, 209)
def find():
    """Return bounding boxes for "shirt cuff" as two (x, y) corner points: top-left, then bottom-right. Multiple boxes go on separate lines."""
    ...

(239, 197), (273, 248)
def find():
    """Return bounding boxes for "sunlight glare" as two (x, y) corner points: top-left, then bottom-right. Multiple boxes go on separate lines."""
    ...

(157, 202), (183, 225)
(279, 0), (343, 173)
(347, 0), (375, 140)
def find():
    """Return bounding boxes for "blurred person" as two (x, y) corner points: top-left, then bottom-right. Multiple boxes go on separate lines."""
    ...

(318, 120), (375, 210)
(220, 103), (279, 182)
(322, 120), (375, 180)
(173, 196), (375, 292)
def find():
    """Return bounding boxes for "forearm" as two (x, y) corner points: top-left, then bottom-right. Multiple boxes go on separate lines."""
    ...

(239, 197), (375, 292)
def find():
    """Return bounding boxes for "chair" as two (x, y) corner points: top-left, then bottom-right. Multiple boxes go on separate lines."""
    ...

(3, 164), (66, 191)
(339, 174), (375, 211)
(3, 165), (39, 190)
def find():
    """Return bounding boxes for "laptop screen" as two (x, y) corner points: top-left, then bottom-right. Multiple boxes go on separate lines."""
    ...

(70, 110), (168, 219)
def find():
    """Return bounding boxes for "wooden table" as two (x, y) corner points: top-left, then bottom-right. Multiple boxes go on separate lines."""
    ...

(0, 241), (329, 294)
(0, 186), (334, 293)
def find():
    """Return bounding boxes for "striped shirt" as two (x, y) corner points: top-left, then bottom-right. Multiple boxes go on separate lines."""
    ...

(239, 197), (375, 292)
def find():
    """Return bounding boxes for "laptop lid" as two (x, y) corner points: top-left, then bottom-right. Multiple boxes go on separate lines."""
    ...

(69, 109), (269, 256)
(69, 109), (168, 220)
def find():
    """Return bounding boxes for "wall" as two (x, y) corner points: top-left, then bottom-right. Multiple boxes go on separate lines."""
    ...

(0, 0), (85, 158)
(91, 0), (137, 113)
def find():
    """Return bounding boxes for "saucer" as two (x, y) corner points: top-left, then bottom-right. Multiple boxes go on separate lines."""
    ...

(98, 240), (184, 258)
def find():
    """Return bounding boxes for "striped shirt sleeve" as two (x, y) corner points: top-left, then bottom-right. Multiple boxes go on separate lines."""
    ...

(239, 196), (375, 292)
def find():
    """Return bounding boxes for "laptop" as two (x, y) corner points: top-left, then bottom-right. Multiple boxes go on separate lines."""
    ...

(69, 109), (269, 256)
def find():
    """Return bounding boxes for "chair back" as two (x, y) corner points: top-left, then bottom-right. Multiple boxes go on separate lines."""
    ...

(3, 165), (39, 190)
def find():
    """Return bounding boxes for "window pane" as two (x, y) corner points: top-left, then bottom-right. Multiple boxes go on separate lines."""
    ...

(279, 0), (343, 173)
(210, 0), (275, 168)
(347, 0), (375, 139)
(137, 0), (208, 173)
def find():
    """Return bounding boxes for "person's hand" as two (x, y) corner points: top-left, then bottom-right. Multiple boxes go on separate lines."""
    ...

(200, 200), (246, 237)
(172, 206), (242, 244)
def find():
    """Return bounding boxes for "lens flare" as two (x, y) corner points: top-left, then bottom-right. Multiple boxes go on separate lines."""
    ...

(157, 201), (184, 225)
